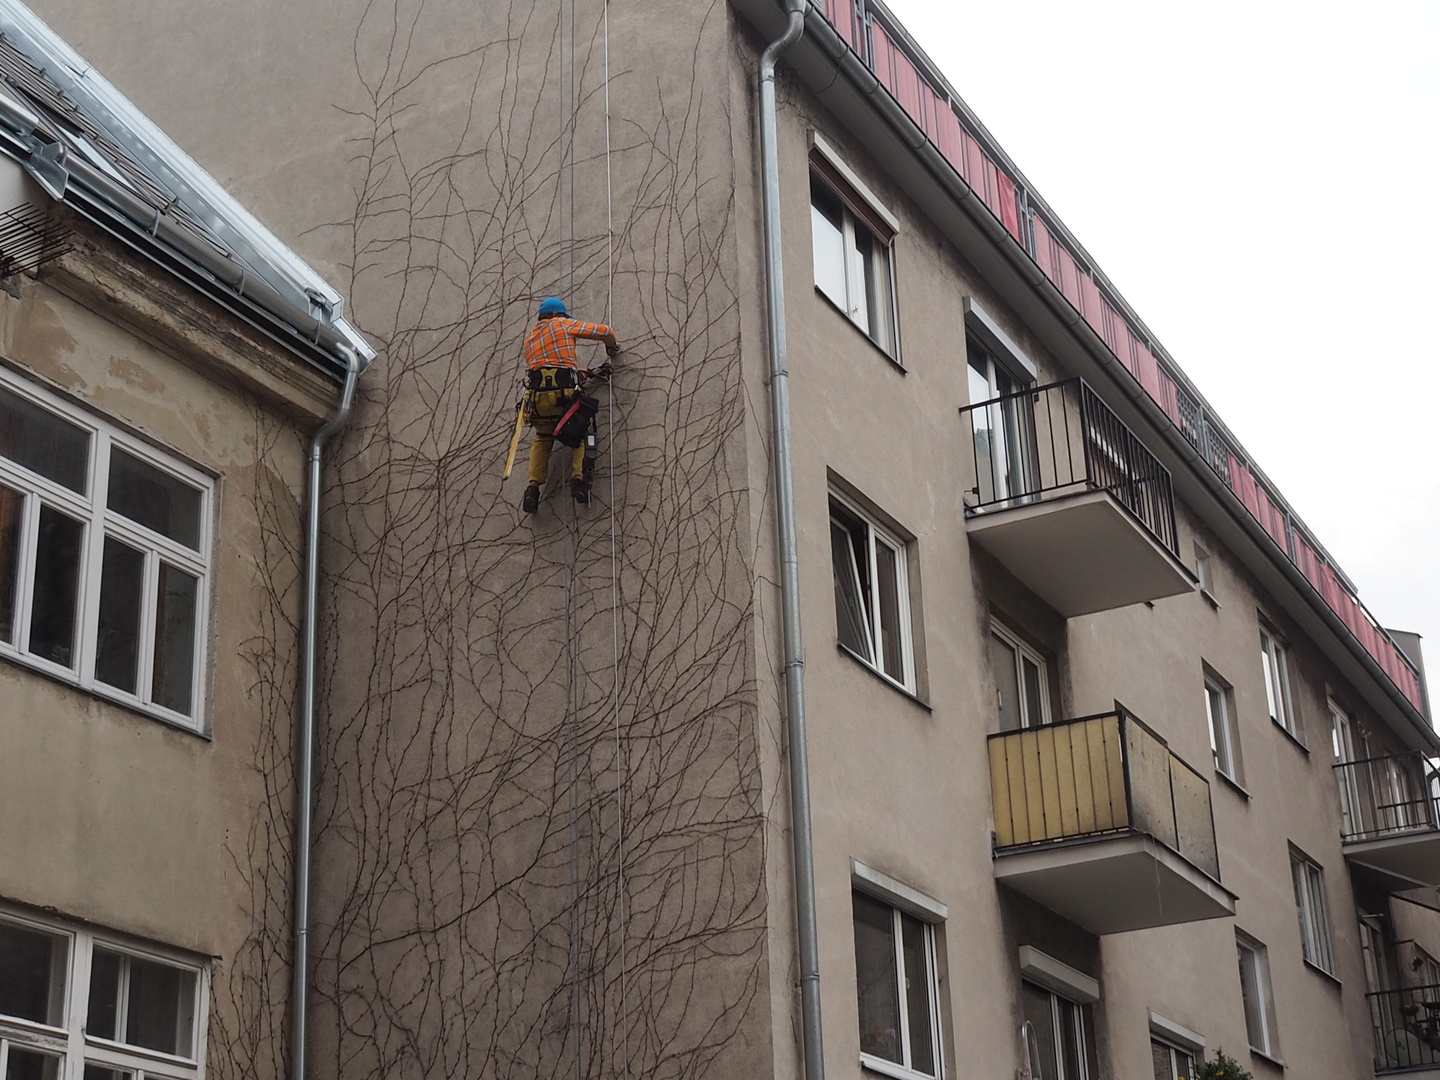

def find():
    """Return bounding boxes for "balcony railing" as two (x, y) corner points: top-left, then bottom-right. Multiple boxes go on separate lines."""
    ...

(1369, 984), (1440, 1073)
(960, 377), (1179, 557)
(1335, 753), (1440, 843)
(807, 0), (1425, 714)
(988, 708), (1219, 881)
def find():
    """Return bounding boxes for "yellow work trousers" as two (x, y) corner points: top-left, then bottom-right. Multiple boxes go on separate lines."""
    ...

(525, 386), (584, 483)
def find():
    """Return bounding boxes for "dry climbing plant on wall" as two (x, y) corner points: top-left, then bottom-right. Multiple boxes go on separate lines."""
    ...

(220, 2), (771, 1079)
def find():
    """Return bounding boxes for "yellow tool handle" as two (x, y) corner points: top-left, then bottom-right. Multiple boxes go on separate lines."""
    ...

(501, 398), (526, 479)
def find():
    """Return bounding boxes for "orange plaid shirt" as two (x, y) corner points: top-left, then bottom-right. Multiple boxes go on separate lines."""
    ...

(523, 316), (612, 370)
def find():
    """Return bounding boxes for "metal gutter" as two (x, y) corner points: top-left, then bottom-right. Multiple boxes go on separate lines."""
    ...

(732, 0), (1435, 750)
(291, 345), (360, 1080)
(758, 3), (826, 1079)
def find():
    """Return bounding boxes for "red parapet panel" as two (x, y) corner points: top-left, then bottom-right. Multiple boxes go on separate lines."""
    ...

(871, 22), (894, 89)
(826, 0), (857, 49)
(1031, 214), (1057, 278)
(1100, 299), (1123, 354)
(1257, 488), (1288, 549)
(1078, 274), (1105, 339)
(995, 171), (1023, 242)
(934, 102), (964, 170)
(1154, 370), (1180, 425)
(1132, 341), (1162, 401)
(961, 133), (988, 197)
(1115, 328), (1139, 377)
(1055, 246), (1082, 308)
(891, 46), (922, 120)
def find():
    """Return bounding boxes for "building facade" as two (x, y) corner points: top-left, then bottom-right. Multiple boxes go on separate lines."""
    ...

(8, 1), (1439, 1079)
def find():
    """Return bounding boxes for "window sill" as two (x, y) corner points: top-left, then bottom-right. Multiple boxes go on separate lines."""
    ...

(1248, 1046), (1286, 1070)
(0, 648), (209, 740)
(837, 642), (932, 711)
(1200, 588), (1221, 610)
(1271, 719), (1310, 756)
(1215, 769), (1252, 800)
(1303, 959), (1342, 988)
(860, 1053), (937, 1080)
(814, 286), (905, 372)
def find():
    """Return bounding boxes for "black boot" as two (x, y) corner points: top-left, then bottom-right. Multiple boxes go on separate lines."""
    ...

(522, 483), (540, 514)
(571, 477), (591, 505)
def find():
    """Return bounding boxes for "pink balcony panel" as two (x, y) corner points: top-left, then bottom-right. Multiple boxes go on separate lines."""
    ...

(995, 171), (1022, 242)
(871, 22), (895, 91)
(823, 0), (858, 50)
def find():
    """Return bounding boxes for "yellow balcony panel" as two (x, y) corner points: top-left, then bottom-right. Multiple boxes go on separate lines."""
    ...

(967, 490), (1195, 617)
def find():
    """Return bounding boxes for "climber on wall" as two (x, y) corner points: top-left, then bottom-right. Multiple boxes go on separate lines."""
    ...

(513, 296), (620, 513)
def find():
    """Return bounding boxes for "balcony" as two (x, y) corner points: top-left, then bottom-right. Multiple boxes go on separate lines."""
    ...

(960, 379), (1195, 617)
(988, 708), (1235, 935)
(1369, 985), (1440, 1076)
(1335, 753), (1440, 889)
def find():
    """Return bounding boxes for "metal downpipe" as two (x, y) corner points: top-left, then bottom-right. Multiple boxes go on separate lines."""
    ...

(291, 346), (361, 1080)
(759, 4), (824, 1080)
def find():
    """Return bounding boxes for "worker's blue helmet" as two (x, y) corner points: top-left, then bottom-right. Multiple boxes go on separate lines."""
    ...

(538, 296), (570, 318)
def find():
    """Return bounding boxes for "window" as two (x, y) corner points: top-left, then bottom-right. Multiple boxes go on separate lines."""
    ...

(990, 621), (1049, 730)
(1235, 933), (1279, 1058)
(1414, 946), (1440, 989)
(1290, 849), (1334, 974)
(810, 161), (897, 355)
(1259, 627), (1299, 741)
(852, 891), (941, 1079)
(1151, 1039), (1196, 1080)
(0, 371), (210, 728)
(830, 492), (914, 691)
(1204, 670), (1242, 784)
(1194, 543), (1218, 607)
(1330, 701), (1363, 838)
(0, 908), (205, 1080)
(966, 334), (1033, 505)
(1021, 981), (1097, 1080)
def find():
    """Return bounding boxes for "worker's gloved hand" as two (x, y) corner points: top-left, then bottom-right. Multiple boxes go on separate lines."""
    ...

(605, 343), (621, 359)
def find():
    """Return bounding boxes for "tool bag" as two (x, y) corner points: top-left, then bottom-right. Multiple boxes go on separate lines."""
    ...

(552, 393), (598, 448)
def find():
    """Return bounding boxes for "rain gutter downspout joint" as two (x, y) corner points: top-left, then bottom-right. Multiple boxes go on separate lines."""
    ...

(291, 345), (361, 1080)
(759, 4), (825, 1080)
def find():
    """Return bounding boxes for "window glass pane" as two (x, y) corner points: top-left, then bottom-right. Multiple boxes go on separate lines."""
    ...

(125, 954), (197, 1057)
(4, 1049), (59, 1080)
(990, 633), (1021, 731)
(95, 538), (145, 694)
(0, 920), (66, 1025)
(0, 383), (89, 493)
(831, 514), (871, 662)
(857, 225), (893, 350)
(1058, 999), (1083, 1080)
(0, 484), (20, 644)
(1176, 1049), (1195, 1079)
(1260, 634), (1279, 723)
(852, 892), (901, 1064)
(811, 181), (847, 310)
(152, 564), (198, 715)
(1080, 1002), (1099, 1078)
(899, 914), (934, 1075)
(1151, 1039), (1172, 1080)
(1237, 943), (1265, 1050)
(875, 540), (904, 683)
(1021, 982), (1058, 1079)
(83, 1068), (132, 1080)
(28, 506), (83, 668)
(1206, 685), (1231, 775)
(1021, 656), (1044, 728)
(87, 948), (121, 1041)
(107, 449), (201, 550)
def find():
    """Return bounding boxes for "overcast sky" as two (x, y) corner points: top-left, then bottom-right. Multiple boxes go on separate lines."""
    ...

(882, 0), (1439, 668)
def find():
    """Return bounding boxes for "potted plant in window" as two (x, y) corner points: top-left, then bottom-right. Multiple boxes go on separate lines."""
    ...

(1197, 1050), (1253, 1080)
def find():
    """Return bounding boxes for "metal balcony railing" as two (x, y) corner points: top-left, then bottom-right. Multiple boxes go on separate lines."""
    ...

(988, 708), (1219, 881)
(960, 378), (1179, 557)
(1334, 752), (1440, 843)
(1369, 984), (1440, 1073)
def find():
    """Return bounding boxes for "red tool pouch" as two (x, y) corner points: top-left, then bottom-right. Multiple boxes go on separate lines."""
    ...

(552, 394), (598, 448)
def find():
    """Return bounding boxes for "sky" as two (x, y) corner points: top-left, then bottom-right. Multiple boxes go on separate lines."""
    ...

(882, 0), (1440, 671)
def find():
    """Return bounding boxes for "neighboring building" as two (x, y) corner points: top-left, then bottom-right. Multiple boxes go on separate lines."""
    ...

(0, 8), (368, 1080)
(9, 1), (1439, 1080)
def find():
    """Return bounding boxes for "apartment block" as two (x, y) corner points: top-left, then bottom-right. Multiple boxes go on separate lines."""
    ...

(9, 1), (1438, 1079)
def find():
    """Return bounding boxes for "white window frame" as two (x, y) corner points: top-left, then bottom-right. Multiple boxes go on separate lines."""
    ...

(1203, 669), (1242, 785)
(1260, 626), (1299, 741)
(1193, 542), (1219, 608)
(809, 155), (900, 357)
(1290, 848), (1335, 974)
(1235, 932), (1279, 1059)
(1021, 978), (1096, 1080)
(852, 889), (944, 1080)
(1150, 1037), (1196, 1080)
(0, 366), (212, 731)
(991, 620), (1050, 729)
(0, 904), (208, 1080)
(829, 490), (916, 693)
